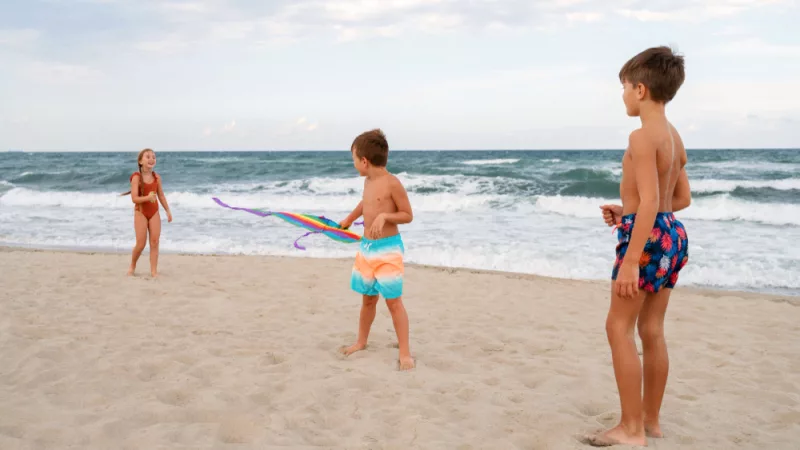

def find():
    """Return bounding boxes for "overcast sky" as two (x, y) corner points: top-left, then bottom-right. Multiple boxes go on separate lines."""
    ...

(1, 0), (798, 151)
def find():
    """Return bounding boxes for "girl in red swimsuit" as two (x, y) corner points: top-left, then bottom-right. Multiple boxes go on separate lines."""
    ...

(121, 148), (173, 277)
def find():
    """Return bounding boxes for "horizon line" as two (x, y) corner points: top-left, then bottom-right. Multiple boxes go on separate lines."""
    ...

(4, 147), (799, 153)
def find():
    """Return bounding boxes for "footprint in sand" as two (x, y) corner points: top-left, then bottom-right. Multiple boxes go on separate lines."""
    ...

(262, 352), (286, 365)
(483, 377), (500, 386)
(249, 391), (273, 406)
(156, 389), (193, 407)
(579, 402), (609, 417)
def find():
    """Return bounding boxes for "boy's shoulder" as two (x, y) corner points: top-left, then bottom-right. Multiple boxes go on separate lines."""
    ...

(627, 128), (655, 155)
(387, 172), (402, 184)
(627, 123), (687, 166)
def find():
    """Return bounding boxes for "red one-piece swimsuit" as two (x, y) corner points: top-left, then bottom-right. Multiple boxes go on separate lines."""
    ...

(130, 172), (159, 220)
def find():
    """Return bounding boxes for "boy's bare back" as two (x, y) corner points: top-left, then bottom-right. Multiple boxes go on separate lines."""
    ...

(620, 123), (687, 216)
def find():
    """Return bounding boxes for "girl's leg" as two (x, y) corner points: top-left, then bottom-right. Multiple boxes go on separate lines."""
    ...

(128, 211), (148, 275)
(148, 213), (162, 277)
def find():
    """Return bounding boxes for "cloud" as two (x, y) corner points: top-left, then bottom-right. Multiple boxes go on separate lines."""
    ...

(296, 116), (319, 132)
(566, 12), (604, 23)
(133, 33), (191, 53)
(0, 28), (41, 46)
(23, 62), (103, 84)
(159, 1), (210, 14)
(615, 0), (794, 22)
(714, 38), (800, 57)
(203, 119), (237, 136)
(25, 0), (793, 54)
(275, 117), (319, 136)
(79, 0), (625, 49)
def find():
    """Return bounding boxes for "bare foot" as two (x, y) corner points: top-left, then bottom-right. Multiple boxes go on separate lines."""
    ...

(127, 266), (135, 276)
(399, 355), (415, 371)
(340, 343), (366, 356)
(151, 271), (158, 278)
(644, 423), (663, 438)
(586, 425), (647, 447)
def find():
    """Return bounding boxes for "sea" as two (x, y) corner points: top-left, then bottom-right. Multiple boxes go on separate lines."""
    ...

(1, 149), (798, 296)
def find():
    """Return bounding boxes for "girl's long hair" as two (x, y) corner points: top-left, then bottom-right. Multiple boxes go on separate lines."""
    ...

(120, 148), (154, 196)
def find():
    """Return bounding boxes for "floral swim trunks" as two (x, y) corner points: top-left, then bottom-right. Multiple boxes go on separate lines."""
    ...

(612, 212), (689, 293)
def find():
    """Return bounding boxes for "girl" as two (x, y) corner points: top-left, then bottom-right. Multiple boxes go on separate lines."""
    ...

(122, 148), (173, 277)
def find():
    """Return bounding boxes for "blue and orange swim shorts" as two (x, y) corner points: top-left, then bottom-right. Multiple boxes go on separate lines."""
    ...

(351, 234), (405, 300)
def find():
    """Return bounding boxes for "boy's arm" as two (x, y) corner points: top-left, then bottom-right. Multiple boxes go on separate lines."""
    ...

(619, 131), (659, 296)
(671, 167), (691, 212)
(382, 178), (413, 225)
(340, 201), (363, 228)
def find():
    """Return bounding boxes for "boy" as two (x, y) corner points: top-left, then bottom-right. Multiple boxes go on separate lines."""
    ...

(588, 46), (691, 447)
(338, 129), (415, 371)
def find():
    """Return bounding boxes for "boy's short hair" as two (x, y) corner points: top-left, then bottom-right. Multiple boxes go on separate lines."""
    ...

(619, 46), (685, 103)
(351, 128), (389, 167)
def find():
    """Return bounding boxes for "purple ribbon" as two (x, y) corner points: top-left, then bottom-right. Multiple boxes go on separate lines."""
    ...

(292, 218), (365, 251)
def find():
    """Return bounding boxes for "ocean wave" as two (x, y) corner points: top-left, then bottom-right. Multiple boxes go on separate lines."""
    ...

(6, 182), (799, 225)
(0, 187), (512, 214)
(691, 160), (800, 173)
(532, 194), (800, 226)
(550, 168), (618, 182)
(692, 178), (800, 193)
(462, 158), (520, 166)
(10, 170), (71, 183)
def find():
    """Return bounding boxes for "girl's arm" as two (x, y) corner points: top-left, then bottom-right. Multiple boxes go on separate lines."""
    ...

(130, 177), (155, 204)
(157, 177), (173, 222)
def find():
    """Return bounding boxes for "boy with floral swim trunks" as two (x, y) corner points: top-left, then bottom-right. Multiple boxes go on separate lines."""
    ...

(588, 46), (692, 447)
(338, 129), (415, 371)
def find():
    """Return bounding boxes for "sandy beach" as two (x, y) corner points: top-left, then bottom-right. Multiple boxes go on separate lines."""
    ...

(1, 247), (798, 449)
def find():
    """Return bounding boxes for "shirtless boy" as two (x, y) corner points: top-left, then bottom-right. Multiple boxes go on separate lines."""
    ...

(338, 129), (415, 371)
(589, 46), (692, 447)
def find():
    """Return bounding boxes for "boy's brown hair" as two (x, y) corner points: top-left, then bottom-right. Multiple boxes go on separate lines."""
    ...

(351, 128), (389, 167)
(619, 46), (685, 103)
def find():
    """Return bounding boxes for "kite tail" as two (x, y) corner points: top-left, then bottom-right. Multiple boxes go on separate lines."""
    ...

(293, 231), (316, 250)
(293, 223), (363, 250)
(213, 196), (363, 251)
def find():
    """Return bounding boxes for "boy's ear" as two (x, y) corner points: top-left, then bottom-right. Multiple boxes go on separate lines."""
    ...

(636, 82), (647, 100)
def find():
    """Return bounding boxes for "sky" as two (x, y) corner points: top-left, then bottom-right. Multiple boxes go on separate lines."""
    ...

(0, 0), (798, 151)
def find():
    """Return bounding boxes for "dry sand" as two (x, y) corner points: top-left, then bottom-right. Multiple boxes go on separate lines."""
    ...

(1, 247), (798, 449)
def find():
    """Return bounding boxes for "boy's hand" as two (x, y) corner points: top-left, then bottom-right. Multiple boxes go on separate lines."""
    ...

(369, 214), (386, 238)
(600, 204), (623, 227)
(615, 261), (639, 299)
(338, 219), (352, 229)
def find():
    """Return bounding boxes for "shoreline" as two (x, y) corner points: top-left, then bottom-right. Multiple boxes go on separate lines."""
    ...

(3, 245), (797, 302)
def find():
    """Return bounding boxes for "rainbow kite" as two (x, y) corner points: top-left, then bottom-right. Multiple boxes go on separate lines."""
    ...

(212, 197), (362, 250)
